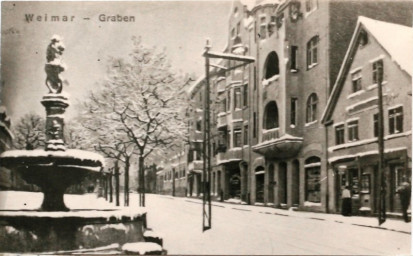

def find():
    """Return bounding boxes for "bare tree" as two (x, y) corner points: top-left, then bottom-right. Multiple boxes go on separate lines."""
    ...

(78, 37), (190, 206)
(12, 113), (45, 150)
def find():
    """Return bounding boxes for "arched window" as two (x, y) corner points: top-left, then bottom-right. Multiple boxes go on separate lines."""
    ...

(264, 51), (279, 79)
(306, 93), (318, 123)
(305, 156), (321, 203)
(264, 101), (279, 129)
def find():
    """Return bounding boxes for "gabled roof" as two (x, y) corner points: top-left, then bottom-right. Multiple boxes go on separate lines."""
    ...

(321, 16), (413, 124)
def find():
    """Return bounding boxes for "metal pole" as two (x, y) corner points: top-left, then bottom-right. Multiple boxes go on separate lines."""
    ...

(377, 60), (386, 225)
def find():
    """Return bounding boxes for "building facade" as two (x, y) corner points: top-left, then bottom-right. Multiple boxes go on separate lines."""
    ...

(322, 17), (412, 215)
(156, 0), (412, 216)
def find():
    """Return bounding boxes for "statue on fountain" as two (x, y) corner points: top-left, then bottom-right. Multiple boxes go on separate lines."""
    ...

(45, 35), (66, 94)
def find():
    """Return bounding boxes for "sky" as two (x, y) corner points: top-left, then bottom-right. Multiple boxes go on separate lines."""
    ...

(0, 1), (232, 124)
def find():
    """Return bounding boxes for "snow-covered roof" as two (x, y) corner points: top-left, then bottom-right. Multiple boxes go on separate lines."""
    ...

(321, 16), (413, 124)
(186, 76), (205, 96)
(359, 16), (413, 76)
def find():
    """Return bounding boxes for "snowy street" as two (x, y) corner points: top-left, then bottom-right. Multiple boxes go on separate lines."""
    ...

(0, 191), (410, 254)
(140, 194), (410, 255)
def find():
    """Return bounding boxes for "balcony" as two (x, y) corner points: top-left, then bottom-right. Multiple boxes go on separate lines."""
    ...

(217, 112), (228, 128)
(217, 147), (243, 165)
(252, 131), (303, 159)
(188, 160), (203, 172)
(262, 128), (279, 141)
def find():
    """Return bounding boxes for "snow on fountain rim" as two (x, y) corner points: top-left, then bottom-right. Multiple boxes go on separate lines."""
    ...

(0, 207), (146, 219)
(0, 149), (105, 166)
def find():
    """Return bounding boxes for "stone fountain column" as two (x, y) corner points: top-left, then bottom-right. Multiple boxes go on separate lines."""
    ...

(41, 94), (69, 152)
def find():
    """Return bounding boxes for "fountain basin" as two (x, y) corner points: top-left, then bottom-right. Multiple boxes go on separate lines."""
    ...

(0, 208), (147, 253)
(0, 149), (104, 211)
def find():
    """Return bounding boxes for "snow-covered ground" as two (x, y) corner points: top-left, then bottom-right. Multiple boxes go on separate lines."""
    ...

(142, 194), (410, 255)
(0, 191), (411, 255)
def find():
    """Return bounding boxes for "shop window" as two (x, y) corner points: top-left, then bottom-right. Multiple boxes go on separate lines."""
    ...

(233, 129), (242, 147)
(349, 168), (359, 195)
(361, 174), (370, 193)
(264, 101), (279, 129)
(243, 83), (248, 107)
(373, 113), (379, 137)
(234, 87), (241, 110)
(372, 59), (383, 85)
(264, 51), (280, 79)
(291, 46), (298, 71)
(305, 156), (321, 203)
(335, 124), (345, 145)
(290, 97), (298, 126)
(389, 106), (403, 134)
(347, 120), (359, 142)
(394, 166), (404, 188)
(307, 36), (319, 69)
(351, 70), (362, 93)
(306, 93), (318, 123)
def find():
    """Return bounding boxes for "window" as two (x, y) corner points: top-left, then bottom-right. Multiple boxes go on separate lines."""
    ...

(196, 120), (202, 132)
(373, 113), (379, 137)
(305, 157), (321, 203)
(260, 16), (266, 39)
(231, 28), (235, 38)
(348, 120), (359, 142)
(264, 101), (279, 129)
(351, 70), (362, 93)
(290, 97), (298, 126)
(264, 52), (280, 79)
(307, 36), (318, 68)
(359, 30), (368, 47)
(243, 125), (248, 145)
(389, 106), (403, 134)
(227, 90), (231, 111)
(227, 130), (231, 148)
(243, 83), (248, 107)
(221, 98), (226, 113)
(268, 16), (276, 36)
(236, 22), (241, 36)
(195, 150), (201, 161)
(335, 124), (345, 145)
(253, 112), (257, 138)
(233, 129), (242, 147)
(306, 93), (318, 123)
(199, 92), (202, 103)
(234, 87), (241, 109)
(305, 0), (317, 12)
(291, 46), (298, 71)
(372, 59), (383, 84)
(254, 66), (257, 90)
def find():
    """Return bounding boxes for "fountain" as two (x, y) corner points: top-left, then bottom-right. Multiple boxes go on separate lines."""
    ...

(0, 36), (164, 254)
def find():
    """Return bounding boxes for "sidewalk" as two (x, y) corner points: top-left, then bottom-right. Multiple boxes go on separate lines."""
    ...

(162, 195), (411, 234)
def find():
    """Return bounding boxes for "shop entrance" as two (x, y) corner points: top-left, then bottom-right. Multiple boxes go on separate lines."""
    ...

(255, 166), (265, 203)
